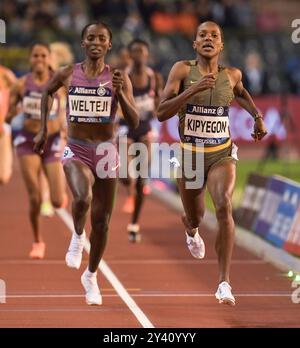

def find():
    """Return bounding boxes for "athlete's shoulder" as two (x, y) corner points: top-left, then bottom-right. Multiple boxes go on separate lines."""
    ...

(108, 64), (118, 74)
(170, 60), (191, 79)
(225, 66), (242, 79)
(0, 66), (16, 86)
(54, 64), (74, 83)
(60, 64), (74, 76)
(173, 60), (193, 68)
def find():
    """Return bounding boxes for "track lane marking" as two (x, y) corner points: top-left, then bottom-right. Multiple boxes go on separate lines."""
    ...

(56, 208), (154, 328)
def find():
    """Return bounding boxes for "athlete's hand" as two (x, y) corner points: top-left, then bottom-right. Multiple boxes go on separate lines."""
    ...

(251, 117), (268, 141)
(112, 70), (124, 94)
(33, 131), (47, 155)
(191, 73), (216, 93)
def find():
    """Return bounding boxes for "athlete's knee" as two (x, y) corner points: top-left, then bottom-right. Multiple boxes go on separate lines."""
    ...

(51, 197), (63, 209)
(215, 194), (232, 219)
(73, 194), (92, 212)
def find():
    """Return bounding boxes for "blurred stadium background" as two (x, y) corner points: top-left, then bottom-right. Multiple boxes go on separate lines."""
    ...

(1, 0), (300, 253)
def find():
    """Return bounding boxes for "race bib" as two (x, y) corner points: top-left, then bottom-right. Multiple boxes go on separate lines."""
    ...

(68, 86), (112, 123)
(23, 92), (58, 120)
(135, 94), (155, 121)
(184, 104), (230, 144)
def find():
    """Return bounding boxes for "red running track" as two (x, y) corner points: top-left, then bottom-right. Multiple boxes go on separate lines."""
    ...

(0, 161), (300, 328)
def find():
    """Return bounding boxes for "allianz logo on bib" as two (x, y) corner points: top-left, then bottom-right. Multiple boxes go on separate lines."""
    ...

(70, 86), (109, 96)
(187, 105), (226, 116)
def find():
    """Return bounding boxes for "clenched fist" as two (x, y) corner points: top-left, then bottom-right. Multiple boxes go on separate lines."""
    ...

(112, 70), (124, 94)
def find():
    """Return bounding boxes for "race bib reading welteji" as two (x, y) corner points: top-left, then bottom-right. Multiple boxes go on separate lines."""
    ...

(183, 104), (230, 145)
(68, 86), (112, 123)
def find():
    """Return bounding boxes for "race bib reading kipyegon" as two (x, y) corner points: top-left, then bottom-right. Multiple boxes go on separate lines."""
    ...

(184, 104), (230, 139)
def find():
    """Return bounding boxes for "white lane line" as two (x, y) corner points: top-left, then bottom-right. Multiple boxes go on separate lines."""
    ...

(56, 208), (154, 329)
(3, 293), (294, 299)
(0, 259), (266, 265)
(105, 260), (266, 265)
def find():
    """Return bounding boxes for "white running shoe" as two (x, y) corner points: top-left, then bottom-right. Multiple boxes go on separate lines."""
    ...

(127, 223), (141, 243)
(65, 232), (85, 269)
(215, 281), (235, 306)
(186, 231), (205, 259)
(81, 268), (102, 305)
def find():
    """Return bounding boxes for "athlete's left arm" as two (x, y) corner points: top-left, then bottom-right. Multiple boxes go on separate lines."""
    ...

(230, 68), (267, 141)
(57, 87), (67, 139)
(113, 70), (139, 129)
(154, 71), (164, 110)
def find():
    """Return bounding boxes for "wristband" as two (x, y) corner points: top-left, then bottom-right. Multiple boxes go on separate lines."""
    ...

(254, 113), (263, 121)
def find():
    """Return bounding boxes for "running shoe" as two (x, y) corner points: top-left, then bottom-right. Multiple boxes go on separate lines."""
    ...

(186, 231), (205, 259)
(127, 223), (141, 243)
(65, 232), (85, 269)
(81, 268), (102, 305)
(40, 201), (54, 217)
(122, 196), (134, 214)
(29, 242), (46, 259)
(215, 281), (236, 306)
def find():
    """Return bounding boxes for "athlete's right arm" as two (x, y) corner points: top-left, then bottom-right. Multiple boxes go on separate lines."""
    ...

(157, 61), (216, 122)
(34, 66), (72, 154)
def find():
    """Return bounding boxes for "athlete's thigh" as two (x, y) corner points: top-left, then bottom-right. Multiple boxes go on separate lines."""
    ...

(63, 160), (94, 198)
(43, 161), (65, 202)
(206, 160), (236, 205)
(177, 176), (206, 219)
(19, 154), (42, 194)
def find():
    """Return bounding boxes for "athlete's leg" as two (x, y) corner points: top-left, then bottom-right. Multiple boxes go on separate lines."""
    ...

(63, 160), (94, 236)
(81, 176), (116, 306)
(89, 177), (117, 272)
(177, 176), (206, 234)
(131, 134), (150, 225)
(177, 176), (206, 259)
(43, 161), (65, 208)
(120, 137), (135, 213)
(19, 155), (43, 242)
(207, 160), (236, 284)
(0, 127), (13, 185)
